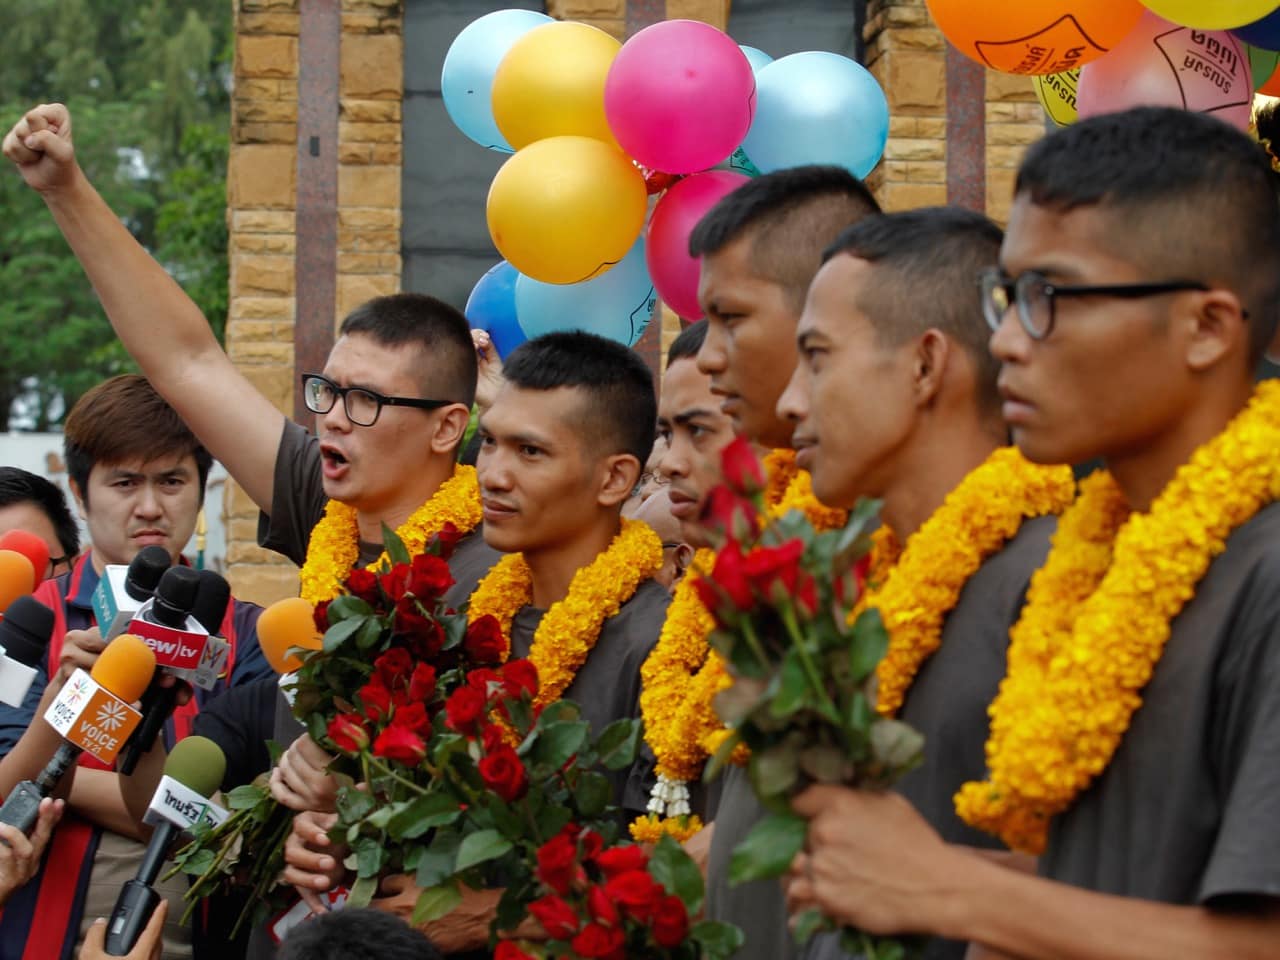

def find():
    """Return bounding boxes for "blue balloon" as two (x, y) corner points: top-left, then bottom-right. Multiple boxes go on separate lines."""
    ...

(514, 238), (656, 346)
(740, 52), (889, 180)
(739, 45), (774, 73)
(1234, 9), (1280, 52)
(441, 9), (553, 152)
(466, 261), (526, 359)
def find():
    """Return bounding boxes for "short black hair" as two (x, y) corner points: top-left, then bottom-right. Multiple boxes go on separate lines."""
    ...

(688, 165), (882, 310)
(824, 207), (1005, 416)
(0, 467), (80, 559)
(1015, 107), (1280, 364)
(277, 909), (441, 960)
(667, 319), (708, 366)
(502, 331), (657, 465)
(340, 293), (478, 407)
(63, 375), (213, 507)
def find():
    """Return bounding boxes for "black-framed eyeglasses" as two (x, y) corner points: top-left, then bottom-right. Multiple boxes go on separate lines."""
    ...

(46, 554), (70, 578)
(300, 373), (453, 427)
(979, 268), (1214, 340)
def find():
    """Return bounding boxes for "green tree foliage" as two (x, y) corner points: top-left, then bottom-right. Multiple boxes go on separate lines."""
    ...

(0, 0), (231, 429)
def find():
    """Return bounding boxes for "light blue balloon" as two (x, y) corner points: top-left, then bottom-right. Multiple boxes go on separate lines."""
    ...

(740, 52), (889, 180)
(514, 238), (656, 347)
(739, 45), (774, 74)
(441, 9), (553, 153)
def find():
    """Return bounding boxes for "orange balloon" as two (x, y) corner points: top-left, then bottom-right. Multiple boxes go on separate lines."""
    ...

(925, 0), (1146, 75)
(1261, 60), (1280, 95)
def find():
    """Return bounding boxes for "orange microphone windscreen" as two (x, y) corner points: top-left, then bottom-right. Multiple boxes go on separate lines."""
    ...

(0, 550), (36, 612)
(257, 597), (323, 674)
(91, 634), (157, 703)
(0, 531), (50, 587)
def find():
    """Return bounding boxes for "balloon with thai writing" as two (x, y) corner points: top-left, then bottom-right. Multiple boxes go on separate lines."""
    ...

(1033, 69), (1079, 125)
(1077, 12), (1252, 132)
(1141, 0), (1280, 31)
(924, 0), (1145, 75)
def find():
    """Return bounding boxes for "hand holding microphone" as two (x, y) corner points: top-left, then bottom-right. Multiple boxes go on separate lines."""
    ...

(0, 796), (62, 907)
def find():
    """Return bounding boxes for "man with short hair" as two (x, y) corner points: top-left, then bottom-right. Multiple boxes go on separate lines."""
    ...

(785, 107), (1280, 959)
(0, 375), (272, 960)
(777, 207), (1071, 960)
(686, 167), (880, 960)
(0, 466), (80, 578)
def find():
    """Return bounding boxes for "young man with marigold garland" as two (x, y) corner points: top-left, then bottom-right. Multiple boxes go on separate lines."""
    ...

(785, 107), (1280, 959)
(283, 331), (672, 956)
(667, 167), (879, 960)
(775, 208), (1074, 960)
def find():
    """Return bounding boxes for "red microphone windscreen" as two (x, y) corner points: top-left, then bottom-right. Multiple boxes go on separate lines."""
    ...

(0, 550), (36, 612)
(0, 530), (50, 587)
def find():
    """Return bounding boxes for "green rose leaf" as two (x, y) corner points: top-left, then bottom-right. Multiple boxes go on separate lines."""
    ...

(869, 719), (925, 776)
(533, 721), (590, 771)
(595, 718), (641, 771)
(355, 616), (384, 651)
(454, 828), (512, 872)
(322, 616), (364, 653)
(226, 784), (269, 811)
(649, 834), (705, 913)
(727, 812), (807, 885)
(381, 523), (411, 567)
(849, 608), (889, 682)
(574, 771), (612, 817)
(415, 832), (460, 888)
(336, 786), (376, 823)
(387, 791), (462, 840)
(691, 920), (746, 960)
(791, 907), (830, 945)
(352, 834), (387, 878)
(769, 649), (809, 719)
(327, 595), (374, 622)
(412, 880), (462, 926)
(347, 874), (379, 909)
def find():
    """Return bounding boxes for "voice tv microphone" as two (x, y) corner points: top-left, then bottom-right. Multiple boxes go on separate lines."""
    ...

(0, 530), (50, 588)
(0, 596), (55, 708)
(105, 736), (228, 955)
(93, 545), (171, 641)
(0, 634), (155, 834)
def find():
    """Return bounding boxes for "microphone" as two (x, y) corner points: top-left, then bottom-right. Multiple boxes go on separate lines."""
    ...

(0, 596), (55, 707)
(187, 569), (233, 691)
(105, 736), (228, 955)
(0, 550), (36, 614)
(257, 597), (323, 676)
(119, 567), (209, 775)
(93, 545), (171, 641)
(0, 531), (50, 588)
(0, 634), (155, 833)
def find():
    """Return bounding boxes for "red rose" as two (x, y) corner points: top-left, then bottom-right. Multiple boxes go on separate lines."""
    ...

(594, 845), (648, 879)
(586, 885), (619, 926)
(650, 894), (690, 948)
(374, 648), (414, 687)
(795, 573), (819, 619)
(527, 894), (579, 940)
(570, 922), (625, 960)
(500, 659), (538, 699)
(408, 662), (437, 702)
(409, 553), (453, 600)
(344, 568), (380, 604)
(709, 541), (756, 612)
(481, 723), (509, 754)
(536, 833), (580, 896)
(326, 713), (369, 754)
(464, 615), (507, 665)
(603, 870), (664, 923)
(313, 600), (331, 632)
(466, 668), (501, 699)
(742, 538), (804, 600)
(720, 436), (766, 495)
(493, 942), (536, 960)
(578, 828), (603, 863)
(445, 686), (487, 735)
(371, 724), (426, 766)
(432, 521), (463, 558)
(358, 678), (394, 721)
(391, 701), (431, 736)
(379, 564), (411, 603)
(478, 743), (528, 802)
(701, 485), (758, 541)
(396, 609), (446, 659)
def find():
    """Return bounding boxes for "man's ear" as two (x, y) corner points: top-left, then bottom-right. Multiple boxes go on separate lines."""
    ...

(598, 454), (642, 508)
(429, 404), (474, 456)
(1185, 289), (1247, 372)
(912, 329), (951, 407)
(67, 477), (88, 521)
(673, 543), (695, 580)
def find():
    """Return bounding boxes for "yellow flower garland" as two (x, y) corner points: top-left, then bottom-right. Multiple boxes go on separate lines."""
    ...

(632, 453), (847, 841)
(466, 517), (663, 710)
(956, 381), (1280, 854)
(860, 447), (1076, 717)
(299, 466), (483, 605)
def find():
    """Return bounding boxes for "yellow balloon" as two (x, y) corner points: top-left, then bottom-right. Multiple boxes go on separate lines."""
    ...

(1140, 0), (1280, 30)
(487, 136), (647, 285)
(491, 21), (621, 151)
(1033, 69), (1079, 126)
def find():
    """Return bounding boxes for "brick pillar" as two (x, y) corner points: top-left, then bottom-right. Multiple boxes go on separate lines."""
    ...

(984, 72), (1045, 225)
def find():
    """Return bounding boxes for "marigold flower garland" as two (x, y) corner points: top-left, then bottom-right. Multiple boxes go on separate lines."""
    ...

(466, 517), (663, 710)
(299, 466), (483, 605)
(632, 452), (847, 842)
(860, 447), (1075, 718)
(956, 381), (1280, 854)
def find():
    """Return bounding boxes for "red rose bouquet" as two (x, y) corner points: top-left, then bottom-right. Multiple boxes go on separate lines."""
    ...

(695, 439), (923, 960)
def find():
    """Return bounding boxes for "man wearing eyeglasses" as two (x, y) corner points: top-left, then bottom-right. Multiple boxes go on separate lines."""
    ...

(0, 467), (80, 579)
(784, 107), (1280, 959)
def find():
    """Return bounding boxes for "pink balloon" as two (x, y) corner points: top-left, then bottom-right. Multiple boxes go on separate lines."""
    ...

(605, 20), (756, 175)
(646, 171), (750, 320)
(1077, 11), (1252, 130)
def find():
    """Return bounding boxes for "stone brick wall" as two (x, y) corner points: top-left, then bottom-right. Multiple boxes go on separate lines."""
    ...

(984, 72), (1046, 225)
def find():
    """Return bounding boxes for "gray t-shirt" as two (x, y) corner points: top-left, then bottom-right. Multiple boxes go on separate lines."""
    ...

(709, 517), (1055, 960)
(509, 578), (670, 820)
(1042, 502), (1280, 908)
(257, 418), (500, 606)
